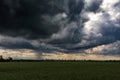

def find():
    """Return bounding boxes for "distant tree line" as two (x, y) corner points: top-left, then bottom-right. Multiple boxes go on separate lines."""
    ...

(0, 55), (120, 62)
(0, 55), (13, 62)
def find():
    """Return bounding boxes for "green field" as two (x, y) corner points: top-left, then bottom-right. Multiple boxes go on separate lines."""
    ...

(0, 62), (120, 80)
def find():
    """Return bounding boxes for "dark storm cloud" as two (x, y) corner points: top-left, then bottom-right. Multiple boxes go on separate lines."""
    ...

(47, 0), (120, 55)
(0, 0), (86, 39)
(0, 0), (85, 50)
(0, 36), (36, 49)
(0, 0), (120, 56)
(68, 0), (84, 22)
(0, 0), (64, 39)
(0, 41), (35, 49)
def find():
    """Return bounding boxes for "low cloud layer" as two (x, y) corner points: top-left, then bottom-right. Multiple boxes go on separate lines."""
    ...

(1, 49), (120, 60)
(0, 0), (120, 59)
(0, 48), (38, 59)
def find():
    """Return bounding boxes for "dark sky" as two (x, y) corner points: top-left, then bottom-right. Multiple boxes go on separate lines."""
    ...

(0, 0), (120, 56)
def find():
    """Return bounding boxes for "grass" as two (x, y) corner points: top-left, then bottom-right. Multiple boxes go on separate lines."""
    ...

(0, 62), (120, 80)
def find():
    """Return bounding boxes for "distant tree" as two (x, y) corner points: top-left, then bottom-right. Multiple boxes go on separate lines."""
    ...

(0, 55), (4, 61)
(0, 55), (3, 59)
(7, 57), (13, 61)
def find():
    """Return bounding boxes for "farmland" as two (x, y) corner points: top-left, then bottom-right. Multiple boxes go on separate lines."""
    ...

(0, 62), (120, 80)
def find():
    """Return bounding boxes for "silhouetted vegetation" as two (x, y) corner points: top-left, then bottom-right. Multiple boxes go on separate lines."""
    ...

(0, 55), (13, 62)
(0, 55), (120, 62)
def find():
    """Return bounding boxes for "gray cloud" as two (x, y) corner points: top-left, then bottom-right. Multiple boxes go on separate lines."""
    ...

(85, 41), (120, 56)
(0, 0), (65, 39)
(0, 0), (120, 56)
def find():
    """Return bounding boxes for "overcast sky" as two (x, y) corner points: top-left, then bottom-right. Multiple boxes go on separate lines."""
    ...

(0, 0), (120, 60)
